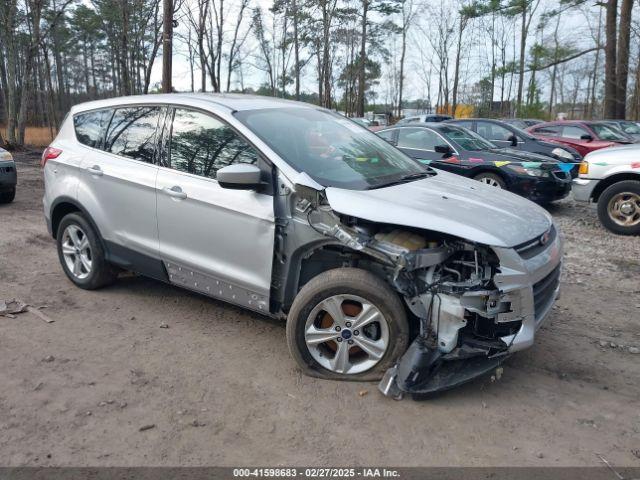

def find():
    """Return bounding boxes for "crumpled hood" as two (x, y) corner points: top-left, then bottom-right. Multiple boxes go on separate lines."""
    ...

(325, 170), (552, 248)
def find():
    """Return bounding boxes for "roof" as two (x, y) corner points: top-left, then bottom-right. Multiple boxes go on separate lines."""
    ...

(70, 93), (318, 115)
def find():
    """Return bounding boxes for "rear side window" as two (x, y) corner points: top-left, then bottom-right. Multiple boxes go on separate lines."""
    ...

(476, 121), (512, 141)
(561, 125), (588, 139)
(168, 108), (258, 180)
(453, 120), (473, 129)
(74, 109), (113, 148)
(533, 125), (561, 135)
(397, 128), (441, 151)
(377, 130), (396, 142)
(104, 106), (160, 163)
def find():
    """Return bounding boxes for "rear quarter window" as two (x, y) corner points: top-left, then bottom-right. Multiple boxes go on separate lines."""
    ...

(73, 109), (113, 149)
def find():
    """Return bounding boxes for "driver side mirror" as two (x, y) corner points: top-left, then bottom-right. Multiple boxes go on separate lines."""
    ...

(217, 164), (262, 190)
(580, 134), (593, 142)
(508, 134), (519, 147)
(434, 144), (453, 156)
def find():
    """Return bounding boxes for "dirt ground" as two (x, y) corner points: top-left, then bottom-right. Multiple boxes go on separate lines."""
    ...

(1, 151), (639, 468)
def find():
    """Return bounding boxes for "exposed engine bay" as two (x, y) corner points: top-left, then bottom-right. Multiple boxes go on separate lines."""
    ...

(292, 184), (526, 399)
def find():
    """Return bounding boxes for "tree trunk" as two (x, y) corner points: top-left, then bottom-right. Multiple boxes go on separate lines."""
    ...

(356, 0), (368, 117)
(516, 5), (527, 110)
(162, 0), (173, 93)
(452, 17), (465, 117)
(120, 0), (131, 95)
(1, 1), (18, 146)
(397, 27), (407, 118)
(17, 0), (43, 146)
(603, 0), (618, 118)
(615, 0), (633, 118)
(292, 0), (300, 100)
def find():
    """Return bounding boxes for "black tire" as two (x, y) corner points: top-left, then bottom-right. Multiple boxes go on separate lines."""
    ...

(597, 180), (640, 235)
(0, 188), (15, 204)
(286, 268), (410, 381)
(473, 172), (506, 189)
(56, 212), (118, 289)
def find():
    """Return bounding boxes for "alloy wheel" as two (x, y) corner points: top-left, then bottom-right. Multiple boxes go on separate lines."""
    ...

(607, 192), (640, 227)
(61, 224), (93, 280)
(304, 294), (390, 375)
(478, 176), (502, 188)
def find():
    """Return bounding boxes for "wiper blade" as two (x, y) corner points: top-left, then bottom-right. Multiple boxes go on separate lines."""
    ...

(399, 172), (433, 181)
(369, 171), (434, 189)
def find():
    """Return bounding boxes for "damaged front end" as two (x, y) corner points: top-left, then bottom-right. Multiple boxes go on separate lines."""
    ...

(296, 181), (561, 399)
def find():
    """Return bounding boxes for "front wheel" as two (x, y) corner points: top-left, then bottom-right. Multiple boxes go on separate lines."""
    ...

(597, 180), (640, 235)
(473, 172), (506, 189)
(286, 268), (410, 381)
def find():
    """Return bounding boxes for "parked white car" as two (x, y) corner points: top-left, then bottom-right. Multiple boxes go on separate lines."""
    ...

(573, 144), (640, 235)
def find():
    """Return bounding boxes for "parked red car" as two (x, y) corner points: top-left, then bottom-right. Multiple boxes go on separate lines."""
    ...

(526, 121), (636, 157)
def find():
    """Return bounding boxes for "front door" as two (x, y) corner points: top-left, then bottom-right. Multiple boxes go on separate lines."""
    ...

(155, 107), (275, 313)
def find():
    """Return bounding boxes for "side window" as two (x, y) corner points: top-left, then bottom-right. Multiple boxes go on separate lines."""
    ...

(397, 128), (441, 151)
(74, 109), (113, 149)
(104, 106), (160, 163)
(377, 130), (396, 142)
(169, 108), (258, 180)
(534, 125), (561, 135)
(477, 122), (512, 141)
(561, 125), (588, 139)
(454, 120), (474, 130)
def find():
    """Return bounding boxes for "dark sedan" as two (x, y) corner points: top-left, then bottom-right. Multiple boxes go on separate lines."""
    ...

(0, 147), (17, 204)
(377, 124), (572, 204)
(447, 118), (581, 177)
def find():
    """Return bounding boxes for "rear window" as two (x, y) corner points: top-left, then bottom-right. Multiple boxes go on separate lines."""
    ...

(104, 106), (160, 163)
(73, 109), (113, 148)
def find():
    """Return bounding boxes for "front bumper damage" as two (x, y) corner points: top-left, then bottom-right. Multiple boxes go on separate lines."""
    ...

(379, 234), (562, 399)
(299, 184), (563, 398)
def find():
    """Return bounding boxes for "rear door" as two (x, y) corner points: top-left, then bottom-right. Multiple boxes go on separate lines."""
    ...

(155, 107), (275, 313)
(76, 105), (162, 268)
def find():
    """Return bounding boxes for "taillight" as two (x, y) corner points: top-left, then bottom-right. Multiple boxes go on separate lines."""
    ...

(41, 147), (62, 167)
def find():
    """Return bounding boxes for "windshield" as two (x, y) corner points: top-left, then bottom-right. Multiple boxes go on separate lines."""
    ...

(438, 125), (498, 151)
(235, 107), (428, 190)
(591, 123), (629, 141)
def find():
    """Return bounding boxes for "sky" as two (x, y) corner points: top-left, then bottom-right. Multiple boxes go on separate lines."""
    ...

(148, 0), (603, 106)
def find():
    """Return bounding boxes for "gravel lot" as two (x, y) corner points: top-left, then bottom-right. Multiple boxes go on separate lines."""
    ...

(1, 151), (639, 467)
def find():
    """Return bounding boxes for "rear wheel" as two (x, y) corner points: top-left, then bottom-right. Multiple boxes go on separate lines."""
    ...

(56, 213), (118, 289)
(597, 180), (640, 235)
(0, 188), (15, 204)
(286, 268), (410, 381)
(473, 172), (506, 189)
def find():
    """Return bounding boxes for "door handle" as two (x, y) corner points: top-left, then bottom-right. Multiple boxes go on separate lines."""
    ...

(163, 186), (187, 199)
(87, 165), (103, 176)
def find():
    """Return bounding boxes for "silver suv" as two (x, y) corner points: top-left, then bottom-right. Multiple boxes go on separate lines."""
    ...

(43, 94), (562, 397)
